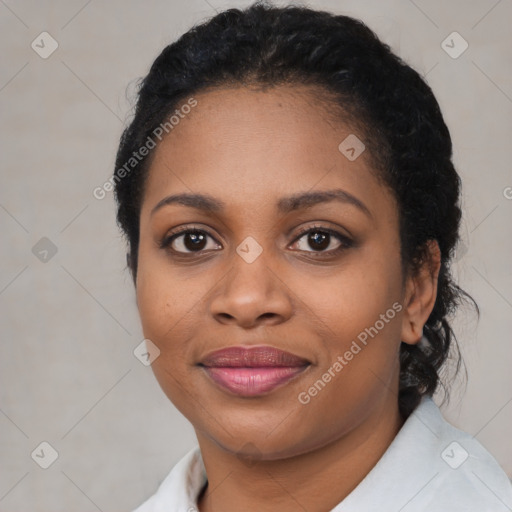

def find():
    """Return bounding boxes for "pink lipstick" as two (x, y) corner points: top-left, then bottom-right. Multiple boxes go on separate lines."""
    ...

(200, 345), (310, 397)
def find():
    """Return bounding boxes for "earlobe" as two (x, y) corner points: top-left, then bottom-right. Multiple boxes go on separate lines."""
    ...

(400, 240), (441, 345)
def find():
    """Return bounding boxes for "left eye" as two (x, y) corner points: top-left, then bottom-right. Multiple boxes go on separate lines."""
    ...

(291, 228), (351, 253)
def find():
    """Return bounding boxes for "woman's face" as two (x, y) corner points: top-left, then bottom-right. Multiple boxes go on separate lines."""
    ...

(136, 85), (412, 460)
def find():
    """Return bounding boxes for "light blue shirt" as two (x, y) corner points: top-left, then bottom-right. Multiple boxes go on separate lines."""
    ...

(133, 395), (512, 511)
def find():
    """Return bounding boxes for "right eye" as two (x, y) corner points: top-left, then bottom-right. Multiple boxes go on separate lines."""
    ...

(160, 227), (222, 255)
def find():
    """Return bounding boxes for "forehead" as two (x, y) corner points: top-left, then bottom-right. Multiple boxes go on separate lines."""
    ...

(140, 85), (393, 221)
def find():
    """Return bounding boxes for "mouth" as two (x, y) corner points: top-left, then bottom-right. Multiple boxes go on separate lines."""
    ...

(199, 345), (311, 397)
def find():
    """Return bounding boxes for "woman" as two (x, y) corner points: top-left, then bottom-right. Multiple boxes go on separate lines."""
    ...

(113, 2), (512, 510)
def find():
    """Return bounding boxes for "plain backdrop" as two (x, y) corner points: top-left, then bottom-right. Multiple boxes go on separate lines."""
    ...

(1, 0), (511, 510)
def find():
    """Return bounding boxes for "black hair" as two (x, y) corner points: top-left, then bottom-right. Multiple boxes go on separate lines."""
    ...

(113, 0), (477, 419)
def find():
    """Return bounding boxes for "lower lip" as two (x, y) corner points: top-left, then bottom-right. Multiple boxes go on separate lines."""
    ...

(202, 366), (309, 397)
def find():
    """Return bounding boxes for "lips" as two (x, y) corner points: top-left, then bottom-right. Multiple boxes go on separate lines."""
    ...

(201, 345), (309, 367)
(199, 345), (310, 397)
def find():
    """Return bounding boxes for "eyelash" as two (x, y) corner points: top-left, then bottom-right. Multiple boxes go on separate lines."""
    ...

(159, 223), (354, 259)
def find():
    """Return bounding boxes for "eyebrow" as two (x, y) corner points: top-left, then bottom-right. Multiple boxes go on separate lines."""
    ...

(150, 188), (372, 218)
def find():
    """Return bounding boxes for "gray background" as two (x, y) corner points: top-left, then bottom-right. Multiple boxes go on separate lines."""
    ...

(1, 0), (511, 510)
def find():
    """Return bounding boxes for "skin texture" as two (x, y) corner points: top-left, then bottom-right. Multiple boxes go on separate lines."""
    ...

(135, 85), (441, 512)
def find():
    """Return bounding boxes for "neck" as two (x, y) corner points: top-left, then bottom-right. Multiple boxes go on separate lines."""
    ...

(196, 395), (404, 512)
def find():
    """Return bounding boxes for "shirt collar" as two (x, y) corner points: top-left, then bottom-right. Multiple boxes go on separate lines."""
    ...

(138, 395), (511, 511)
(333, 394), (445, 511)
(138, 447), (206, 511)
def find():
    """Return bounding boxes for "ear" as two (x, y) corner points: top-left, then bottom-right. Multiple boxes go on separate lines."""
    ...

(401, 240), (441, 345)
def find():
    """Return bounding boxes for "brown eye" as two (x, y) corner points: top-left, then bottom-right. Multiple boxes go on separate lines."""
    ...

(292, 226), (353, 255)
(161, 229), (221, 254)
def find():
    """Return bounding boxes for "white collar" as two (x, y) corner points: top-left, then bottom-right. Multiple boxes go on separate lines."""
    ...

(133, 395), (512, 511)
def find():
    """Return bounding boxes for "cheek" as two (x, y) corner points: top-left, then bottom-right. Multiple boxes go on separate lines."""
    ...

(290, 269), (404, 449)
(136, 246), (196, 339)
(298, 253), (403, 339)
(135, 259), (199, 410)
(295, 247), (405, 407)
(135, 248), (221, 380)
(136, 273), (174, 341)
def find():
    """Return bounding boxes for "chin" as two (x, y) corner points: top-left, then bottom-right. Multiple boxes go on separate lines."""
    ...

(195, 404), (321, 460)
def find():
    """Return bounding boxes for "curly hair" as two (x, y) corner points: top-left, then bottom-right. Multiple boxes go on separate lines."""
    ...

(113, 0), (476, 419)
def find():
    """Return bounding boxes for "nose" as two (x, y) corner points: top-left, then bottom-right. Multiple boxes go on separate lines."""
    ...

(209, 247), (294, 329)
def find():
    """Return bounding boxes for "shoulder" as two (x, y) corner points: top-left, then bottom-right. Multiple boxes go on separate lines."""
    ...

(334, 396), (512, 512)
(401, 396), (512, 511)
